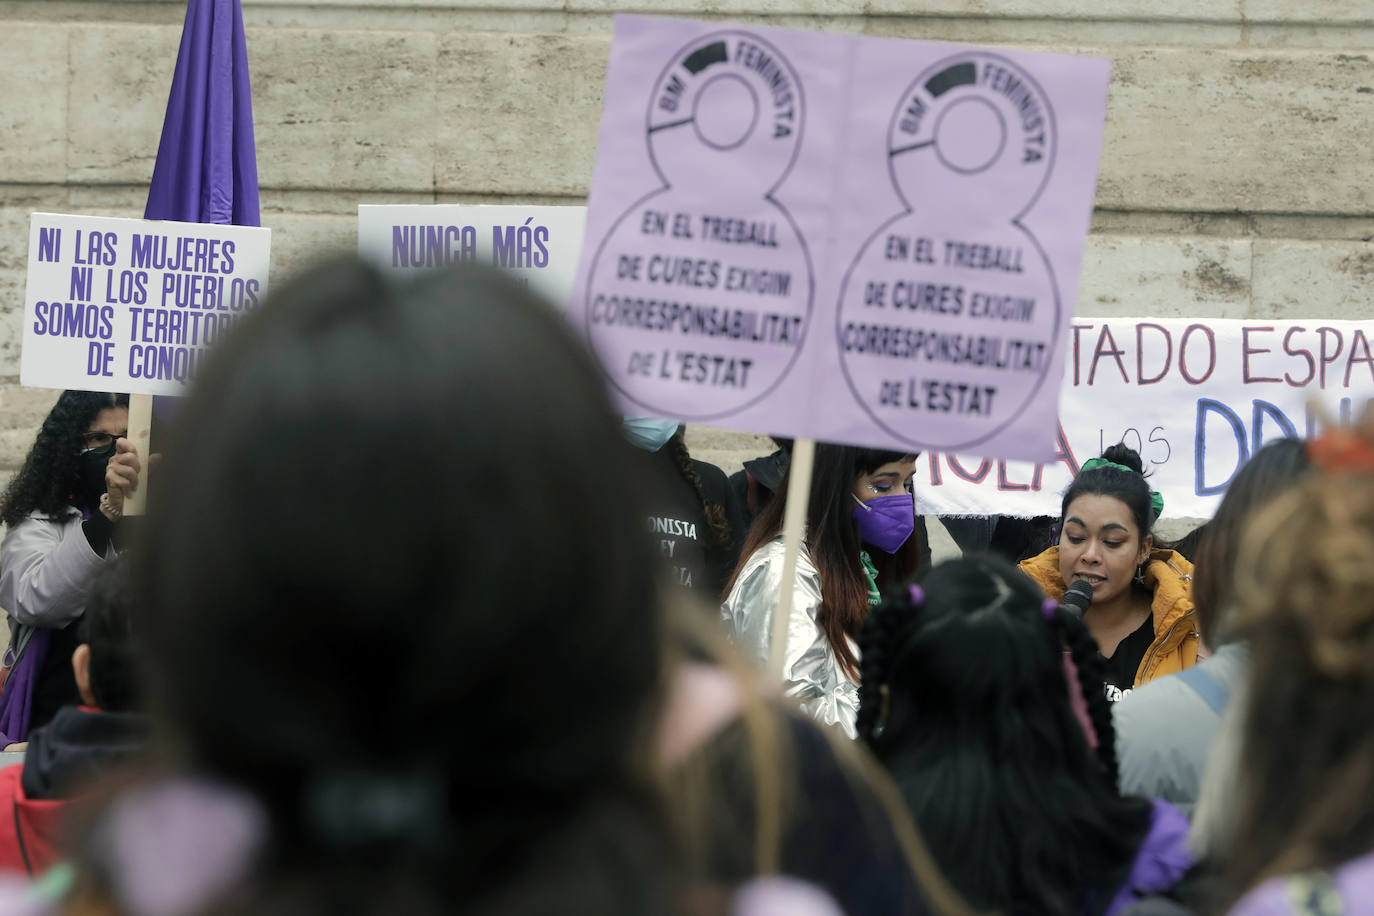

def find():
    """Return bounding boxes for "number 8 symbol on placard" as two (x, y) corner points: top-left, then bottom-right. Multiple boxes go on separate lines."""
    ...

(834, 51), (1064, 451)
(888, 54), (1055, 221)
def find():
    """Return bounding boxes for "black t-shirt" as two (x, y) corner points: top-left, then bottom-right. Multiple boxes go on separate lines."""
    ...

(642, 449), (746, 601)
(1102, 612), (1154, 703)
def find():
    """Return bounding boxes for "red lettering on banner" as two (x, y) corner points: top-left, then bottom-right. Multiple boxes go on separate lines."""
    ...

(926, 451), (943, 486)
(1347, 329), (1374, 387)
(1283, 326), (1315, 387)
(998, 461), (1029, 491)
(1179, 324), (1217, 385)
(1136, 323), (1172, 385)
(1318, 327), (1344, 388)
(1071, 324), (1092, 386)
(1031, 422), (1080, 490)
(947, 455), (991, 483)
(1242, 326), (1279, 383)
(1089, 325), (1128, 385)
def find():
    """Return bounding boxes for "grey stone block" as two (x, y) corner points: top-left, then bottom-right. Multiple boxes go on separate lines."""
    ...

(1078, 236), (1252, 318)
(1243, 0), (1374, 23)
(67, 25), (179, 185)
(0, 26), (68, 184)
(250, 28), (439, 193)
(1099, 49), (1374, 215)
(435, 32), (609, 196)
(1251, 240), (1374, 319)
(0, 277), (23, 378)
(262, 212), (357, 282)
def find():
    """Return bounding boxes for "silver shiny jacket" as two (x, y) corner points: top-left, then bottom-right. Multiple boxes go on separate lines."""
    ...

(0, 510), (108, 629)
(722, 536), (860, 738)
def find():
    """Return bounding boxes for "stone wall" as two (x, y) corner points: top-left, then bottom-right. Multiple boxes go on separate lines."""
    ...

(1, 0), (1370, 526)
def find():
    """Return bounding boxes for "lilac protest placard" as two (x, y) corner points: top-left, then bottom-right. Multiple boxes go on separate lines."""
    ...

(21, 212), (271, 396)
(570, 16), (1111, 461)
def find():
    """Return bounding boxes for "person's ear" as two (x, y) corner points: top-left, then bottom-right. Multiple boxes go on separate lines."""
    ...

(1138, 533), (1154, 566)
(72, 644), (98, 708)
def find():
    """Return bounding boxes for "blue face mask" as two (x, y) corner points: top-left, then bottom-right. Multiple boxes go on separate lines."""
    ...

(622, 417), (680, 452)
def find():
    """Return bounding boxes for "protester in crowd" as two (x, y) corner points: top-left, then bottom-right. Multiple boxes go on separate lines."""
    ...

(628, 421), (746, 600)
(1020, 444), (1198, 702)
(18, 261), (678, 915)
(0, 560), (147, 878)
(1216, 409), (1374, 913)
(0, 392), (139, 745)
(858, 555), (1192, 915)
(729, 437), (791, 527)
(1114, 438), (1310, 815)
(723, 444), (921, 738)
(2, 260), (961, 916)
(662, 600), (968, 916)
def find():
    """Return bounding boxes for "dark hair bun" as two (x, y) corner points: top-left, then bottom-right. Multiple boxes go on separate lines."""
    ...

(1100, 443), (1143, 474)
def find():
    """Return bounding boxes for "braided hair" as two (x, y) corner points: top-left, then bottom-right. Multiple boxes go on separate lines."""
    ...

(856, 555), (1153, 916)
(1045, 603), (1123, 788)
(665, 430), (733, 550)
(0, 390), (128, 527)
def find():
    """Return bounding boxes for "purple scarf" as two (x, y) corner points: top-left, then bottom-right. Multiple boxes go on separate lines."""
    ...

(0, 628), (53, 746)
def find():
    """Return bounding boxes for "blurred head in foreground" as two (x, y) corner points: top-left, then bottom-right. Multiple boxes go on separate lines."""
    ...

(1225, 407), (1374, 904)
(128, 259), (670, 914)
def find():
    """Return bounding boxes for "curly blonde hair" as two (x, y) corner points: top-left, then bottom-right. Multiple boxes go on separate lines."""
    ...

(1225, 405), (1374, 903)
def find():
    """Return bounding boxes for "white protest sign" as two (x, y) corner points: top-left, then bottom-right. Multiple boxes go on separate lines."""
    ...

(915, 317), (1374, 520)
(357, 205), (588, 307)
(21, 213), (271, 396)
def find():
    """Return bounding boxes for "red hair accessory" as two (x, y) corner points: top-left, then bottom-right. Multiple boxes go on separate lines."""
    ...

(1308, 428), (1374, 473)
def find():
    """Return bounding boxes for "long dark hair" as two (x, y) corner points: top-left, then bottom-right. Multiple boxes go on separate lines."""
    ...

(1190, 437), (1310, 648)
(726, 443), (921, 679)
(132, 259), (673, 915)
(857, 556), (1152, 915)
(0, 390), (128, 526)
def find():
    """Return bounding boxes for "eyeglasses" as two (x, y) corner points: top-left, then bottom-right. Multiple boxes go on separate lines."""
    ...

(79, 430), (125, 454)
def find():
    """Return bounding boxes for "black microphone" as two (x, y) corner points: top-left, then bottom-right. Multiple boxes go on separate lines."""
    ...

(1062, 579), (1095, 618)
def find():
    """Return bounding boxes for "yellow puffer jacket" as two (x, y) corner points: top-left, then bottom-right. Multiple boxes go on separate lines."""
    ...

(1018, 546), (1200, 688)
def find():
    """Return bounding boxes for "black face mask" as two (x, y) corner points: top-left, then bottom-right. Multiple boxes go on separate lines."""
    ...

(76, 441), (116, 510)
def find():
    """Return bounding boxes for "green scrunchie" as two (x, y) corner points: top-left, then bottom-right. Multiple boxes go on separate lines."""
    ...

(1078, 457), (1164, 520)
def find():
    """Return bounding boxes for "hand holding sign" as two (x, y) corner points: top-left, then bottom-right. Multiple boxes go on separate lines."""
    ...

(101, 438), (141, 521)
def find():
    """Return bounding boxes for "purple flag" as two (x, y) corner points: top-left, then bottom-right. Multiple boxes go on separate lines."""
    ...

(144, 0), (260, 227)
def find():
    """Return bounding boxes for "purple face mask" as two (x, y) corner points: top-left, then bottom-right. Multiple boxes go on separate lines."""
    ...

(851, 492), (915, 554)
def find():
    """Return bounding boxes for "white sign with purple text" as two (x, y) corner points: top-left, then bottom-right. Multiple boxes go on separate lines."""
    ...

(915, 317), (1374, 520)
(570, 16), (1112, 462)
(22, 213), (271, 396)
(358, 205), (588, 307)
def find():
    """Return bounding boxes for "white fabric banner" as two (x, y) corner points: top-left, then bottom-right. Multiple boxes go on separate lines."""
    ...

(21, 212), (271, 396)
(914, 317), (1374, 519)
